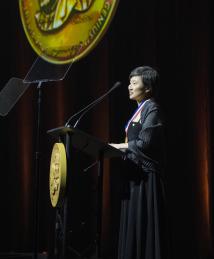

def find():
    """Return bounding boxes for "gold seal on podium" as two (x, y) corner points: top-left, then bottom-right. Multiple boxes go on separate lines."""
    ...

(19, 0), (119, 64)
(49, 143), (67, 207)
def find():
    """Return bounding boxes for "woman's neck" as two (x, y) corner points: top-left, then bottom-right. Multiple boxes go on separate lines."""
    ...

(137, 97), (150, 106)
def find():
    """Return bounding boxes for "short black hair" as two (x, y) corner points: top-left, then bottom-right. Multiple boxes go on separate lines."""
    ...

(129, 66), (159, 98)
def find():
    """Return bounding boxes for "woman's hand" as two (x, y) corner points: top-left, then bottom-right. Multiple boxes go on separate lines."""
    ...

(109, 143), (128, 152)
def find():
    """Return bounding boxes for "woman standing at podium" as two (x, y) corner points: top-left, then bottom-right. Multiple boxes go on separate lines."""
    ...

(110, 66), (169, 259)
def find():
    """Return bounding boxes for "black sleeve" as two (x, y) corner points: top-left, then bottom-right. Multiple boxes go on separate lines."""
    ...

(127, 108), (164, 163)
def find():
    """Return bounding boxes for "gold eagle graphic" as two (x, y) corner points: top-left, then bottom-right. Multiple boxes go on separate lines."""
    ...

(35, 0), (94, 31)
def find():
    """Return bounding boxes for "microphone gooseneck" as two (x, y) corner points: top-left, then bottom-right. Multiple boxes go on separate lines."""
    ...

(65, 81), (121, 128)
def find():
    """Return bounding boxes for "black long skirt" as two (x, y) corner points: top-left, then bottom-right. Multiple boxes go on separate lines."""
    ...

(117, 167), (169, 259)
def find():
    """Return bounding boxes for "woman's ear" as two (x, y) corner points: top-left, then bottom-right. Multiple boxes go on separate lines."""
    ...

(145, 88), (151, 94)
(145, 88), (152, 98)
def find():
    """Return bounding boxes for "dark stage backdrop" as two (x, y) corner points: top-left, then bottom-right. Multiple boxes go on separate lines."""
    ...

(0, 1), (213, 259)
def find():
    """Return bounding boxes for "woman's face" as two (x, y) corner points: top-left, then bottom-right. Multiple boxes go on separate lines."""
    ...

(128, 75), (147, 103)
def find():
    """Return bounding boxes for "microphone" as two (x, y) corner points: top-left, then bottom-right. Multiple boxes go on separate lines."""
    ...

(65, 81), (121, 128)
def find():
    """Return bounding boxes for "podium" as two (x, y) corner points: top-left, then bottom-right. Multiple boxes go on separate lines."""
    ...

(47, 126), (123, 259)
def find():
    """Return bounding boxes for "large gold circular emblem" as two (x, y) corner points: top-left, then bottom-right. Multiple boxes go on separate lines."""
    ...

(19, 0), (119, 64)
(49, 143), (67, 207)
